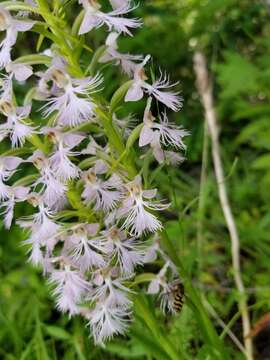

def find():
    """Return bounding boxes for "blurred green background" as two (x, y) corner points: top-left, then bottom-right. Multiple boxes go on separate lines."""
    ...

(1, 0), (270, 359)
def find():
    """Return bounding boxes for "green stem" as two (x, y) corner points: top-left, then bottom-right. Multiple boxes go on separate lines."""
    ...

(161, 231), (229, 359)
(134, 296), (182, 360)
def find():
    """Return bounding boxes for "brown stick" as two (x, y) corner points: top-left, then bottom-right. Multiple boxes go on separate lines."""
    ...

(193, 51), (253, 360)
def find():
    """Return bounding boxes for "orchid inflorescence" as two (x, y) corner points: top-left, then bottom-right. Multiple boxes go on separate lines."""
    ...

(0, 0), (188, 344)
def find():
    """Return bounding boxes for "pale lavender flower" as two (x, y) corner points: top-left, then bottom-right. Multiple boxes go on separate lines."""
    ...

(21, 193), (59, 238)
(81, 136), (106, 155)
(42, 65), (102, 127)
(125, 56), (182, 111)
(6, 62), (33, 82)
(0, 6), (35, 68)
(0, 185), (29, 229)
(97, 227), (144, 274)
(150, 132), (185, 165)
(99, 32), (143, 76)
(139, 98), (188, 149)
(91, 272), (132, 308)
(44, 128), (85, 181)
(147, 262), (170, 294)
(87, 268), (134, 344)
(49, 266), (89, 315)
(86, 303), (131, 344)
(0, 156), (23, 200)
(109, 0), (130, 10)
(78, 0), (142, 36)
(67, 224), (106, 271)
(28, 150), (67, 209)
(0, 102), (35, 147)
(19, 214), (60, 267)
(119, 175), (169, 236)
(82, 165), (123, 211)
(0, 155), (23, 182)
(150, 134), (185, 166)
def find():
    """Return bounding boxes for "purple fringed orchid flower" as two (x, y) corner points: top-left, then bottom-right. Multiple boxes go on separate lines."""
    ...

(49, 266), (90, 315)
(139, 98), (188, 149)
(0, 6), (35, 67)
(0, 101), (35, 147)
(78, 0), (142, 36)
(82, 163), (123, 212)
(125, 55), (183, 111)
(118, 175), (169, 236)
(99, 32), (143, 76)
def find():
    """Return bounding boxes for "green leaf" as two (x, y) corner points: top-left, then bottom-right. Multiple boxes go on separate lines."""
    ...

(216, 51), (260, 98)
(45, 325), (71, 341)
(252, 154), (270, 169)
(14, 174), (39, 187)
(110, 80), (133, 114)
(86, 45), (107, 76)
(14, 54), (51, 66)
(133, 273), (155, 286)
(126, 123), (143, 150)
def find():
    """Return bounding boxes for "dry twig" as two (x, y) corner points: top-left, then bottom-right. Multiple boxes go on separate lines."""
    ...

(193, 51), (253, 360)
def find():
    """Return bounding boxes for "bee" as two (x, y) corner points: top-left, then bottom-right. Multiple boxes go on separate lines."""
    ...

(161, 280), (185, 314)
(171, 282), (185, 313)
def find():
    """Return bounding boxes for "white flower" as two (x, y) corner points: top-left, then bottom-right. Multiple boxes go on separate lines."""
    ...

(139, 98), (188, 149)
(109, 0), (130, 10)
(85, 271), (133, 344)
(91, 273), (132, 308)
(82, 165), (123, 212)
(6, 62), (33, 82)
(0, 185), (29, 229)
(125, 56), (182, 111)
(0, 6), (35, 67)
(119, 176), (169, 236)
(99, 32), (143, 76)
(18, 196), (60, 262)
(150, 132), (185, 165)
(19, 211), (60, 267)
(0, 101), (35, 147)
(147, 262), (169, 294)
(86, 303), (131, 344)
(28, 150), (67, 209)
(79, 0), (142, 36)
(97, 227), (144, 274)
(66, 224), (106, 271)
(20, 193), (59, 238)
(0, 156), (23, 200)
(49, 142), (80, 182)
(0, 155), (23, 182)
(49, 266), (89, 315)
(42, 64), (102, 127)
(81, 136), (107, 155)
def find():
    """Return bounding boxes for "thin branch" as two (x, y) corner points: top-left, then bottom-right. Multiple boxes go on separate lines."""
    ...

(197, 120), (209, 273)
(202, 296), (246, 355)
(193, 51), (253, 360)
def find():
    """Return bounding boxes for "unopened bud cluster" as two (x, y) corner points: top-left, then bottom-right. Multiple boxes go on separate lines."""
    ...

(0, 0), (188, 344)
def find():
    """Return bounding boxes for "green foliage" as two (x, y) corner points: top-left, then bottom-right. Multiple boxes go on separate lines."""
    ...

(1, 0), (270, 359)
